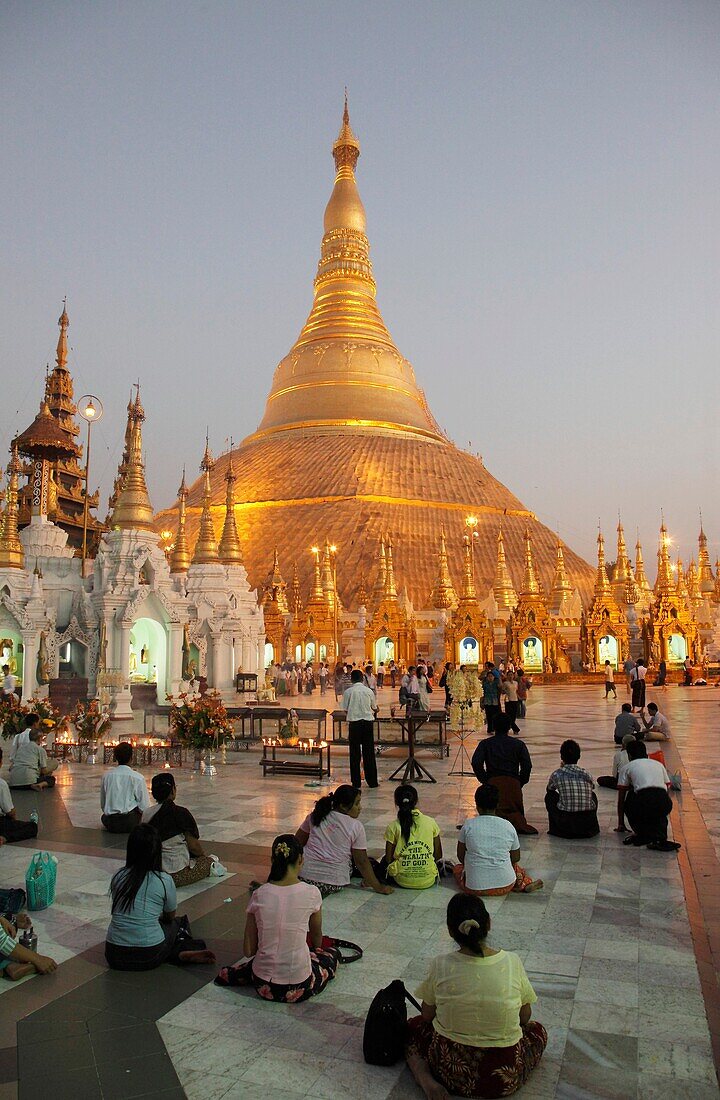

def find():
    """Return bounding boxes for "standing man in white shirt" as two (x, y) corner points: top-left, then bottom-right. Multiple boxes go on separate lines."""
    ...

(342, 669), (379, 789)
(100, 742), (150, 832)
(603, 661), (617, 699)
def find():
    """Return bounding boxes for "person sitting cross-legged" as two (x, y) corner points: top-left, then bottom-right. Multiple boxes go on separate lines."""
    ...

(382, 784), (442, 889)
(0, 747), (39, 843)
(613, 703), (641, 745)
(639, 703), (671, 743)
(545, 739), (599, 839)
(0, 914), (57, 981)
(142, 773), (212, 887)
(215, 834), (340, 1002)
(454, 783), (542, 896)
(101, 742), (150, 833)
(616, 740), (679, 851)
(471, 712), (537, 835)
(406, 893), (547, 1100)
(8, 723), (58, 791)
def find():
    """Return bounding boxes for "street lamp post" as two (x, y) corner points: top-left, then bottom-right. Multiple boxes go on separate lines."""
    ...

(465, 513), (479, 567)
(78, 394), (103, 577)
(330, 544), (339, 662)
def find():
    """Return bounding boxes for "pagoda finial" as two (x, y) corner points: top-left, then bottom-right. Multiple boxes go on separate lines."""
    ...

(265, 548), (289, 613)
(356, 571), (369, 608)
(429, 524), (457, 609)
(191, 437), (220, 564)
(461, 532), (476, 601)
(384, 534), (398, 599)
(372, 537), (387, 605)
(170, 467), (191, 573)
(309, 545), (324, 602)
(594, 528), (612, 597)
(291, 561), (303, 615)
(0, 444), (24, 569)
(493, 523), (517, 609)
(521, 527), (540, 596)
(110, 386), (155, 531)
(218, 453), (244, 565)
(321, 539), (336, 610)
(655, 519), (674, 594)
(333, 89), (360, 173)
(634, 532), (651, 595)
(697, 512), (715, 592)
(550, 537), (572, 613)
(56, 299), (69, 370)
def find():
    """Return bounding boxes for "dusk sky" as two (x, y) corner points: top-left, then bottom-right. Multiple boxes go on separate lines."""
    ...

(2, 1), (718, 568)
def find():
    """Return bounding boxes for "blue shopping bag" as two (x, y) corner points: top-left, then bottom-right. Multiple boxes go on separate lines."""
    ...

(25, 852), (57, 911)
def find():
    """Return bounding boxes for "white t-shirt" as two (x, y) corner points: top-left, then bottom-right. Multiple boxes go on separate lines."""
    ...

(2, 674), (17, 696)
(648, 712), (671, 737)
(9, 730), (30, 763)
(101, 765), (150, 816)
(630, 666), (646, 682)
(299, 810), (367, 886)
(617, 758), (670, 791)
(8, 742), (48, 787)
(248, 881), (322, 985)
(604, 667), (614, 683)
(0, 777), (14, 815)
(459, 815), (519, 892)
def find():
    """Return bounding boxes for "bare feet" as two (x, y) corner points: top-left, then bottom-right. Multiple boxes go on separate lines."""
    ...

(178, 949), (217, 965)
(523, 879), (544, 892)
(3, 963), (34, 981)
(407, 1052), (450, 1100)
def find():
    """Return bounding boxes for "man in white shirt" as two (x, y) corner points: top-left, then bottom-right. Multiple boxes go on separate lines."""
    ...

(640, 703), (671, 742)
(617, 740), (678, 850)
(100, 742), (150, 832)
(0, 746), (39, 843)
(342, 669), (378, 788)
(629, 660), (646, 712)
(8, 726), (58, 790)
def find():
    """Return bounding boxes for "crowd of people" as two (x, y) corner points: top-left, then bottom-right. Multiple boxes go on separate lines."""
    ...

(0, 661), (685, 1098)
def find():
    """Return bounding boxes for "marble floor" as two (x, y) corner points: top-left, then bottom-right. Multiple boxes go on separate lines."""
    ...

(1, 683), (719, 1099)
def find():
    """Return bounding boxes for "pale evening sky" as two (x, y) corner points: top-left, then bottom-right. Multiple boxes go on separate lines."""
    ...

(1, 1), (718, 568)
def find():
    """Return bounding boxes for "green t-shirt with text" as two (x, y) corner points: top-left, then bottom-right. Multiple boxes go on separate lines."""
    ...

(384, 810), (440, 889)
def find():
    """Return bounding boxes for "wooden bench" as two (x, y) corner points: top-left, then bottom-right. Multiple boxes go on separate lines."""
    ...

(260, 740), (331, 779)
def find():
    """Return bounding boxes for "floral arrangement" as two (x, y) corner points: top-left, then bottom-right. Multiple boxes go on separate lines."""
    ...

(278, 709), (299, 745)
(167, 690), (233, 750)
(72, 699), (112, 744)
(1, 697), (63, 740)
(448, 668), (483, 731)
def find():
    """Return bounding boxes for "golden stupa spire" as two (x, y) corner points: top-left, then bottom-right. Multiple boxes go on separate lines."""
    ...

(493, 524), (517, 609)
(713, 559), (720, 605)
(550, 537), (572, 611)
(191, 436), (220, 564)
(594, 528), (612, 598)
(384, 535), (398, 600)
(218, 452), (243, 565)
(0, 444), (24, 569)
(291, 561), (303, 615)
(356, 571), (369, 608)
(170, 468), (191, 573)
(266, 549), (289, 614)
(521, 527), (541, 597)
(372, 538), (387, 605)
(697, 515), (715, 593)
(460, 532), (476, 601)
(111, 385), (155, 531)
(635, 533), (651, 595)
(429, 525), (457, 609)
(675, 557), (688, 601)
(255, 98), (441, 439)
(321, 539), (337, 610)
(686, 558), (700, 607)
(308, 545), (324, 603)
(656, 520), (674, 595)
(56, 298), (69, 371)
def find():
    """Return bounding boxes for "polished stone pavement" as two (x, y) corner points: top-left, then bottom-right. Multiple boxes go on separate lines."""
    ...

(1, 683), (719, 1099)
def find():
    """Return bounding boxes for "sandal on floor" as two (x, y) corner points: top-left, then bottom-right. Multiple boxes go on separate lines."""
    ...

(523, 879), (544, 893)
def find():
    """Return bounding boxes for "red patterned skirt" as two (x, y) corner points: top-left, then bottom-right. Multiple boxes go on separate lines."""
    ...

(407, 1016), (547, 1098)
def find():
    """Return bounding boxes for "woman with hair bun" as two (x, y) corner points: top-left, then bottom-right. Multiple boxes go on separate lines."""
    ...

(383, 784), (442, 889)
(407, 893), (546, 1098)
(454, 784), (542, 896)
(295, 785), (393, 897)
(216, 834), (339, 1001)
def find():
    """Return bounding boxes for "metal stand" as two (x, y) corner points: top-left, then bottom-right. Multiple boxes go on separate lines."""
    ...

(388, 713), (436, 783)
(448, 708), (476, 777)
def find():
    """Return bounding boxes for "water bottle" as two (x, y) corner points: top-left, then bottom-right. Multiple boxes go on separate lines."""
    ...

(29, 811), (39, 826)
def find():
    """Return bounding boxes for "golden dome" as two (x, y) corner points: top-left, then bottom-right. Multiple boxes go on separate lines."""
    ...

(156, 104), (595, 607)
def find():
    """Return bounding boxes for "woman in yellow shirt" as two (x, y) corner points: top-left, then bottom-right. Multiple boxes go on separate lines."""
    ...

(407, 894), (546, 1099)
(383, 785), (442, 889)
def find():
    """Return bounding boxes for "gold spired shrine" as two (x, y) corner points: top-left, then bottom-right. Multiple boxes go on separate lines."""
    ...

(155, 100), (595, 610)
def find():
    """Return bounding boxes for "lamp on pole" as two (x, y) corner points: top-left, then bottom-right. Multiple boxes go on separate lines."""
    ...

(78, 394), (103, 576)
(329, 543), (339, 662)
(465, 514), (479, 563)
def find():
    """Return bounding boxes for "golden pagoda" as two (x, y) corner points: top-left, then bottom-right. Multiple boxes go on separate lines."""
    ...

(583, 530), (629, 670)
(643, 522), (699, 667)
(549, 538), (572, 616)
(110, 388), (155, 531)
(155, 101), (595, 608)
(263, 549), (289, 614)
(0, 445), (24, 570)
(713, 560), (720, 606)
(18, 305), (102, 550)
(169, 469), (191, 573)
(507, 529), (559, 672)
(429, 525), (458, 610)
(697, 519), (715, 594)
(190, 438), (219, 564)
(611, 518), (636, 606)
(261, 550), (289, 663)
(217, 453), (244, 566)
(634, 534), (652, 606)
(365, 535), (416, 666)
(445, 529), (492, 666)
(290, 547), (335, 664)
(493, 524), (517, 612)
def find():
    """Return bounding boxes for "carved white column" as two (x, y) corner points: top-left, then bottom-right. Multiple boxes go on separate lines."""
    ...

(113, 621), (133, 720)
(21, 631), (39, 704)
(168, 622), (183, 697)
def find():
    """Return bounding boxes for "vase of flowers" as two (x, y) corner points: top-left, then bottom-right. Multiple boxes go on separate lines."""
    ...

(167, 691), (233, 770)
(73, 699), (112, 762)
(1, 698), (62, 742)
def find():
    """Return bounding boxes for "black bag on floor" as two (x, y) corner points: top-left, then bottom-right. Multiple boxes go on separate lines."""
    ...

(363, 979), (422, 1066)
(0, 887), (27, 919)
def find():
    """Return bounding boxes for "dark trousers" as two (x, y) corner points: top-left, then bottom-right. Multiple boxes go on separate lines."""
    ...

(101, 808), (142, 834)
(348, 720), (377, 788)
(484, 704), (501, 733)
(625, 787), (672, 843)
(545, 790), (600, 839)
(605, 681), (617, 698)
(504, 701), (520, 733)
(631, 681), (646, 709)
(105, 916), (205, 972)
(10, 775), (56, 790)
(0, 816), (38, 842)
(597, 775), (618, 789)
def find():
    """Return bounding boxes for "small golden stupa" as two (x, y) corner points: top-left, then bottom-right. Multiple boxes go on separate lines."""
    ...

(155, 99), (595, 605)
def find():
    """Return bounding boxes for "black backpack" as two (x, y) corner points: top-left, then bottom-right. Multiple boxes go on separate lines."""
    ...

(363, 979), (422, 1066)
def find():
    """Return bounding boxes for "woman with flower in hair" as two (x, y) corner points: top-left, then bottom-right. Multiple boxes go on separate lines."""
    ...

(215, 834), (339, 1002)
(407, 893), (546, 1099)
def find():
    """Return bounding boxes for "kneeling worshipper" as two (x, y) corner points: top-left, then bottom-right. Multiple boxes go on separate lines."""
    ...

(100, 742), (150, 833)
(454, 784), (542, 896)
(406, 893), (547, 1100)
(545, 739), (599, 839)
(471, 713), (538, 835)
(382, 784), (442, 888)
(142, 773), (212, 887)
(215, 834), (339, 1002)
(597, 734), (635, 789)
(616, 740), (679, 851)
(0, 747), (39, 843)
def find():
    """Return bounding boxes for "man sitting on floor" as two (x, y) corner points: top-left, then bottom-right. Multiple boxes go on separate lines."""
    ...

(613, 703), (641, 744)
(100, 742), (150, 833)
(639, 703), (671, 742)
(8, 725), (58, 791)
(0, 747), (39, 844)
(616, 740), (679, 851)
(597, 734), (636, 789)
(545, 739), (599, 839)
(471, 713), (537, 835)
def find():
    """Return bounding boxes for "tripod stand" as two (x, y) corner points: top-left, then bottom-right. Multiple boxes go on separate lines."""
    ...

(448, 703), (478, 777)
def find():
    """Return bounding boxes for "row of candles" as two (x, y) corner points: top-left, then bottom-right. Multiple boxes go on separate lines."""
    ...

(262, 736), (328, 752)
